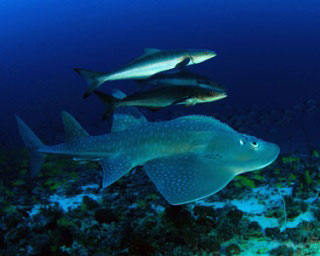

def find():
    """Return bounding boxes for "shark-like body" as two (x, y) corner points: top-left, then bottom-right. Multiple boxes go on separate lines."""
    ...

(94, 85), (227, 119)
(74, 48), (216, 98)
(16, 110), (279, 205)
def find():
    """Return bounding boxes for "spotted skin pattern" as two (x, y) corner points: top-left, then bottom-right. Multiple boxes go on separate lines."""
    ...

(16, 112), (280, 205)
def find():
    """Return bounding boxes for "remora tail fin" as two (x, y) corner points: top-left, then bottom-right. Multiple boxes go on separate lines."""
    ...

(15, 115), (46, 177)
(73, 68), (107, 98)
(94, 91), (118, 120)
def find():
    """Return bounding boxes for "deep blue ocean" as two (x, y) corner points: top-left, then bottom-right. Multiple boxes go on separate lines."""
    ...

(1, 1), (320, 255)
(1, 0), (320, 150)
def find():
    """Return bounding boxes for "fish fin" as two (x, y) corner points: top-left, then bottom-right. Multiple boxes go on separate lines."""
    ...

(99, 156), (132, 188)
(171, 97), (192, 105)
(73, 68), (106, 98)
(112, 89), (126, 99)
(15, 115), (46, 177)
(144, 48), (161, 55)
(143, 153), (236, 205)
(175, 58), (190, 70)
(130, 48), (162, 63)
(94, 91), (117, 120)
(61, 111), (89, 143)
(112, 107), (147, 132)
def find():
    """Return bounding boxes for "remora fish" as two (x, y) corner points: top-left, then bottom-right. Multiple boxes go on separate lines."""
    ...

(74, 48), (217, 98)
(94, 86), (227, 119)
(138, 71), (225, 91)
(16, 110), (279, 205)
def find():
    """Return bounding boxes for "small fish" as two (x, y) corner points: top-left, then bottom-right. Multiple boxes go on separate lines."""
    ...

(16, 110), (279, 205)
(94, 86), (227, 119)
(137, 71), (225, 91)
(74, 48), (216, 98)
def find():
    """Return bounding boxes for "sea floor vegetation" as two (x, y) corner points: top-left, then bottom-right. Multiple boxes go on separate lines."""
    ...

(1, 148), (320, 255)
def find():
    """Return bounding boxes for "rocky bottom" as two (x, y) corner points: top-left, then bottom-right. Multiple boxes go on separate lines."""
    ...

(1, 150), (320, 256)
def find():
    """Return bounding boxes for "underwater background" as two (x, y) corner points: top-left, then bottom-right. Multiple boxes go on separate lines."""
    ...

(1, 0), (320, 255)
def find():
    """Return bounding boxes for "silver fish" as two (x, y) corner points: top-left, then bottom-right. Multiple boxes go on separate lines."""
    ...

(16, 110), (279, 205)
(74, 48), (216, 98)
(94, 86), (227, 119)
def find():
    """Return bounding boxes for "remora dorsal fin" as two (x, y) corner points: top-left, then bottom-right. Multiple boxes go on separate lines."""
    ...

(129, 48), (162, 63)
(61, 111), (89, 143)
(144, 48), (161, 55)
(112, 107), (147, 132)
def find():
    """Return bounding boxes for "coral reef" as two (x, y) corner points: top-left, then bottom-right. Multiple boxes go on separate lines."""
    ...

(1, 146), (320, 255)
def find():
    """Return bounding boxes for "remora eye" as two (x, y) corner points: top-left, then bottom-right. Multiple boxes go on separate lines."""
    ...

(251, 141), (259, 148)
(205, 52), (208, 55)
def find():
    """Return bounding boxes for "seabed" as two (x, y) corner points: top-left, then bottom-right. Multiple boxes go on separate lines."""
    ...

(1, 150), (320, 255)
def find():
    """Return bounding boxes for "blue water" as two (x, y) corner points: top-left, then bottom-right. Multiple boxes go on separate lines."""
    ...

(2, 1), (320, 255)
(1, 0), (320, 147)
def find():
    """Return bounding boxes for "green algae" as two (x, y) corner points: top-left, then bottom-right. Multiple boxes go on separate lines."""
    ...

(2, 205), (17, 215)
(11, 179), (25, 186)
(68, 171), (79, 181)
(136, 199), (147, 209)
(4, 188), (14, 197)
(44, 179), (64, 191)
(305, 170), (312, 185)
(313, 149), (319, 158)
(19, 169), (27, 176)
(288, 173), (296, 181)
(281, 155), (300, 165)
(235, 175), (256, 188)
(146, 193), (158, 201)
(274, 168), (281, 175)
(253, 174), (264, 181)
